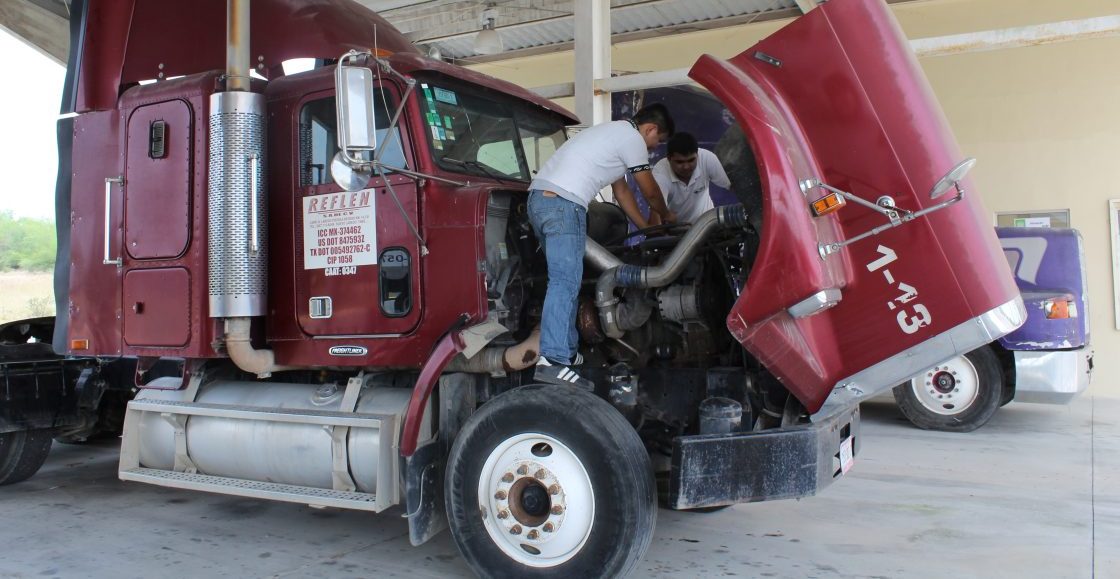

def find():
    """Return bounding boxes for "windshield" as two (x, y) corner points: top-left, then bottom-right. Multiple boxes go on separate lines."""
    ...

(417, 80), (566, 182)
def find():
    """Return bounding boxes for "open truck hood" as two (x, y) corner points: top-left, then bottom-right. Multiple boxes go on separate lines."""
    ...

(690, 0), (1024, 417)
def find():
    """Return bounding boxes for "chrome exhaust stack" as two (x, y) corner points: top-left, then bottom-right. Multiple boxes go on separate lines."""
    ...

(207, 0), (287, 376)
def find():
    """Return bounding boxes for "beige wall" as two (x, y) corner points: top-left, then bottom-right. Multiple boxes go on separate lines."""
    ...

(468, 0), (1120, 395)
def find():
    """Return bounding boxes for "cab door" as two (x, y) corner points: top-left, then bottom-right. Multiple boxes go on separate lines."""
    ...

(294, 85), (422, 337)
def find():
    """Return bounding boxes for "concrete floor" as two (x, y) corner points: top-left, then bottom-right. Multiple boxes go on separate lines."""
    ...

(0, 392), (1116, 578)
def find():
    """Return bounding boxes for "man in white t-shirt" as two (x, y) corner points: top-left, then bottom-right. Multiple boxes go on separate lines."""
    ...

(651, 132), (731, 224)
(527, 104), (676, 389)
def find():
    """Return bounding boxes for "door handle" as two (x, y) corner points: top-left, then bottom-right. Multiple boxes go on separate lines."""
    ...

(103, 176), (124, 266)
(249, 153), (260, 255)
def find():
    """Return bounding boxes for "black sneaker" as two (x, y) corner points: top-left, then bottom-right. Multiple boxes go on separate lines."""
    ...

(535, 358), (594, 390)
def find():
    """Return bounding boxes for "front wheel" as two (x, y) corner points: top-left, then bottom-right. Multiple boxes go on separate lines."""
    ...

(445, 384), (656, 578)
(893, 347), (1003, 432)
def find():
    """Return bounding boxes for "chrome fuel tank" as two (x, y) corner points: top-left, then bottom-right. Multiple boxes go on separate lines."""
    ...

(135, 380), (413, 493)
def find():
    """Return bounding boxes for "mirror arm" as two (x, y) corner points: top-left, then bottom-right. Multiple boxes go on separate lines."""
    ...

(904, 185), (964, 222)
(371, 76), (415, 170)
(373, 164), (466, 187)
(374, 57), (412, 84)
(819, 183), (965, 258)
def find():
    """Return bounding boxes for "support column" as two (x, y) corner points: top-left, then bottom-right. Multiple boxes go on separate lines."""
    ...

(574, 0), (610, 127)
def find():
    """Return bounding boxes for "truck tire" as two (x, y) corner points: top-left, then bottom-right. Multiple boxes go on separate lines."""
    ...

(893, 346), (1003, 433)
(445, 384), (656, 578)
(0, 429), (53, 485)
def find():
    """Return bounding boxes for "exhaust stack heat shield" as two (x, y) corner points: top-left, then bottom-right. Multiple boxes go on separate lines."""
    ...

(208, 91), (267, 317)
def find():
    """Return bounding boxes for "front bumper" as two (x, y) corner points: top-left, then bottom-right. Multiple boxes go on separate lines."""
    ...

(1013, 347), (1093, 404)
(667, 403), (860, 510)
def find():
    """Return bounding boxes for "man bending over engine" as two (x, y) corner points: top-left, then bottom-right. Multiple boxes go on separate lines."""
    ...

(527, 104), (676, 389)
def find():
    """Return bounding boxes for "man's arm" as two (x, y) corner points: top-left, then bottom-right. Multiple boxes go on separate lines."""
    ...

(632, 170), (676, 224)
(610, 180), (651, 229)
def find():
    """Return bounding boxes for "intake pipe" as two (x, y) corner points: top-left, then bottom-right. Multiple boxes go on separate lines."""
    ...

(595, 204), (748, 338)
(584, 238), (623, 272)
(444, 329), (542, 374)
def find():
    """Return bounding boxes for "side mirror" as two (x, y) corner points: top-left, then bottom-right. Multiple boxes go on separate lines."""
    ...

(335, 63), (377, 152)
(332, 52), (378, 192)
(929, 157), (976, 199)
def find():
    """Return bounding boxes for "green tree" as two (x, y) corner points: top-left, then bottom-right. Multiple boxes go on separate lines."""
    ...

(0, 211), (56, 272)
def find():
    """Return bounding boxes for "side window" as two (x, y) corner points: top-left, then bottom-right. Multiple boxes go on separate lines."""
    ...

(520, 133), (561, 175)
(475, 128), (563, 176)
(515, 111), (565, 176)
(299, 88), (407, 187)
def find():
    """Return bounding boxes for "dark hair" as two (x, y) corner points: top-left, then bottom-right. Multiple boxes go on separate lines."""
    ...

(632, 103), (675, 136)
(666, 132), (699, 157)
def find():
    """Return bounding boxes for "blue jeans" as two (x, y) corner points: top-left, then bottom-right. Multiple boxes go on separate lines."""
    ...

(527, 190), (585, 365)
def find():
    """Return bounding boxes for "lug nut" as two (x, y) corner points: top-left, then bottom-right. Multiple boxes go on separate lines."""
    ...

(535, 469), (548, 480)
(497, 510), (509, 520)
(527, 530), (540, 540)
(543, 522), (555, 533)
(502, 473), (515, 483)
(551, 505), (564, 515)
(517, 465), (528, 475)
(510, 525), (523, 535)
(548, 484), (560, 495)
(494, 490), (507, 500)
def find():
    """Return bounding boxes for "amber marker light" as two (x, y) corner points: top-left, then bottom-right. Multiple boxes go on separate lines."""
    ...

(1043, 298), (1075, 319)
(811, 192), (846, 216)
(70, 339), (90, 351)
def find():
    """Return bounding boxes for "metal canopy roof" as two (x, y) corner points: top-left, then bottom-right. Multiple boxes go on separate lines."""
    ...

(373, 0), (803, 62)
(5, 0), (1118, 69)
(5, 0), (807, 65)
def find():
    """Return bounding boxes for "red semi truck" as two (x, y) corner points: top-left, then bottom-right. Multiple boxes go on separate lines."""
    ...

(0, 0), (1024, 576)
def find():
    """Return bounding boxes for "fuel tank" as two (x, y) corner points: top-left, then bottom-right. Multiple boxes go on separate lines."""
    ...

(136, 381), (411, 493)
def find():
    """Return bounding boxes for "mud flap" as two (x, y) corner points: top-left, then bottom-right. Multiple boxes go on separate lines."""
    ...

(668, 404), (860, 510)
(404, 439), (446, 546)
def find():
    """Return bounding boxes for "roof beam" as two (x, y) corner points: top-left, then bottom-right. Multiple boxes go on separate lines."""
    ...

(910, 14), (1120, 57)
(0, 0), (68, 65)
(532, 15), (1120, 99)
(794, 0), (818, 14)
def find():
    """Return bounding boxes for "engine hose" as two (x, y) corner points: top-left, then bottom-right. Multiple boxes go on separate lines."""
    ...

(595, 204), (746, 339)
